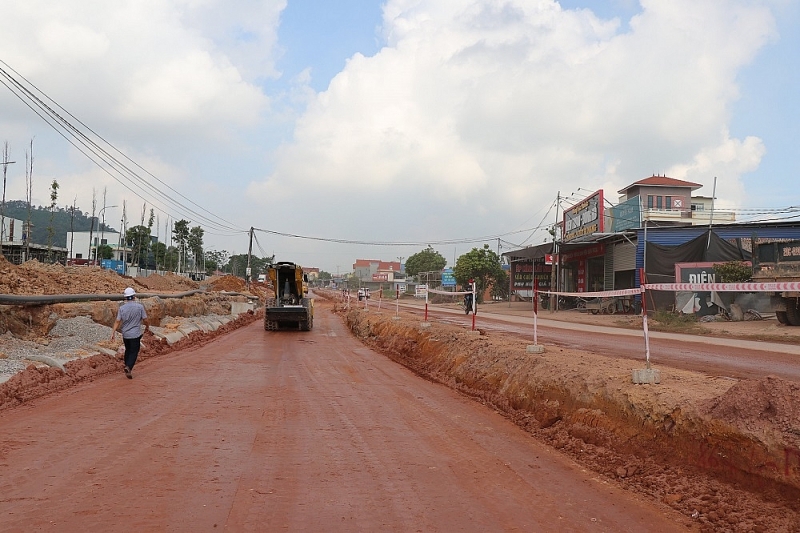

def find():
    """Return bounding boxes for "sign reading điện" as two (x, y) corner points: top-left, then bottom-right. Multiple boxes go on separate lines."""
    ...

(563, 190), (604, 242)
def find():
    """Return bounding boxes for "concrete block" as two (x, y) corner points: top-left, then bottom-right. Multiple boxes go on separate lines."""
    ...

(230, 302), (255, 315)
(466, 330), (480, 336)
(526, 344), (545, 354)
(24, 354), (65, 372)
(420, 322), (431, 328)
(157, 331), (185, 345)
(177, 324), (200, 336)
(88, 345), (118, 358)
(632, 368), (661, 384)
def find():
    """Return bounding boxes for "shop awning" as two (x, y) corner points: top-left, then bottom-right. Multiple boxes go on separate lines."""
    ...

(502, 242), (553, 261)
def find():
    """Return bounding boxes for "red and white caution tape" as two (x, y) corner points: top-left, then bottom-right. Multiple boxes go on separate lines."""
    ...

(643, 282), (800, 292)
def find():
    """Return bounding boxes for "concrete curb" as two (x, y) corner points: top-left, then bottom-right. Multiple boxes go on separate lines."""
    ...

(23, 354), (66, 373)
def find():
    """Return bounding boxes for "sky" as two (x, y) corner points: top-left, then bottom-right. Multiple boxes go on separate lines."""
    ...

(1, 0), (798, 274)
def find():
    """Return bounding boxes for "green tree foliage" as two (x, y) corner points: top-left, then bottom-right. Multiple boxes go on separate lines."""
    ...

(172, 219), (190, 272)
(204, 249), (230, 274)
(46, 180), (59, 255)
(713, 261), (752, 283)
(227, 254), (274, 279)
(491, 269), (510, 301)
(151, 241), (168, 269)
(405, 246), (447, 278)
(96, 244), (114, 260)
(453, 244), (504, 303)
(125, 225), (151, 267)
(1, 200), (111, 247)
(319, 271), (332, 280)
(188, 226), (204, 272)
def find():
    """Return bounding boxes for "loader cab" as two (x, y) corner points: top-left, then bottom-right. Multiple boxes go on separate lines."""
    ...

(269, 262), (304, 306)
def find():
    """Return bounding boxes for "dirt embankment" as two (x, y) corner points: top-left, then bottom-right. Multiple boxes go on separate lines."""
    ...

(0, 256), (190, 295)
(332, 298), (800, 531)
(0, 309), (259, 412)
(0, 259), (263, 411)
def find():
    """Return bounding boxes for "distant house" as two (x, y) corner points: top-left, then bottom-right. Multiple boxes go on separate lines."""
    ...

(304, 267), (320, 280)
(616, 175), (735, 228)
(65, 230), (127, 262)
(353, 259), (403, 282)
(1, 216), (68, 264)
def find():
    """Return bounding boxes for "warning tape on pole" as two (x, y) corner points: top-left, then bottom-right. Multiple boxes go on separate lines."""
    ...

(643, 282), (800, 292)
(541, 287), (643, 298)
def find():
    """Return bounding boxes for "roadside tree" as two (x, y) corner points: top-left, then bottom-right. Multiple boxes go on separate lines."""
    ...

(453, 244), (504, 303)
(405, 246), (447, 278)
(125, 225), (151, 267)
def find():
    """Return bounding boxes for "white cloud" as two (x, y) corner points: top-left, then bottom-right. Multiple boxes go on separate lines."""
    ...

(252, 0), (777, 245)
(0, 0), (786, 271)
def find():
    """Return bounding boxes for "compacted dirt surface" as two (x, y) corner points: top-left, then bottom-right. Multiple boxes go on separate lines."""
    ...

(3, 260), (800, 531)
(0, 298), (693, 532)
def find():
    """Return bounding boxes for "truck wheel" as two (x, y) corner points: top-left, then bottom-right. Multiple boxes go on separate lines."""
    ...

(785, 298), (800, 326)
(776, 311), (789, 325)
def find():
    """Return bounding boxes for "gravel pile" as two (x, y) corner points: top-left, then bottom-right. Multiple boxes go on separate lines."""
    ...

(0, 317), (116, 378)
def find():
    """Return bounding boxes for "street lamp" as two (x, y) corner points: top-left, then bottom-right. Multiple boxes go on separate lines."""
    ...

(98, 205), (117, 260)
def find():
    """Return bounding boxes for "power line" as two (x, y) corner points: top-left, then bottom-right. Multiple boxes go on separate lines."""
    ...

(0, 60), (246, 235)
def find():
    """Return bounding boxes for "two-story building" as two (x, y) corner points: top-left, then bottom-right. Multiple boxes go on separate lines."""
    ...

(66, 230), (127, 263)
(505, 175), (743, 306)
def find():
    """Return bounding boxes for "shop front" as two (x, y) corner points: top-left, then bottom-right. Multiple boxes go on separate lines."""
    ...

(559, 243), (606, 293)
(504, 242), (553, 301)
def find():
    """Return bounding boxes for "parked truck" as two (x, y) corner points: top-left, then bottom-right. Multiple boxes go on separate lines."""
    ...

(752, 239), (800, 326)
(264, 262), (314, 331)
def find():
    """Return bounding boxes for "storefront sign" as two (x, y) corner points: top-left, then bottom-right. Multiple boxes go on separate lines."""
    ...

(563, 190), (604, 242)
(610, 195), (641, 232)
(441, 269), (456, 287)
(560, 244), (605, 263)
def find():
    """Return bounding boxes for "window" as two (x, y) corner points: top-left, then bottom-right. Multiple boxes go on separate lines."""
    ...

(691, 203), (704, 212)
(656, 196), (663, 209)
(665, 196), (672, 210)
(647, 195), (654, 209)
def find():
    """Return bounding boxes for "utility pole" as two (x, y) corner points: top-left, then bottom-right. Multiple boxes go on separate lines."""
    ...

(550, 191), (560, 312)
(246, 227), (254, 287)
(1, 143), (14, 248)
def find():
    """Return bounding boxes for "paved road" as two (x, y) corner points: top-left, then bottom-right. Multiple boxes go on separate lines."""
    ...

(400, 302), (800, 381)
(0, 301), (688, 532)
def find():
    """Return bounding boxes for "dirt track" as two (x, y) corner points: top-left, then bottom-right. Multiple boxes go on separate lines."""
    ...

(0, 300), (691, 532)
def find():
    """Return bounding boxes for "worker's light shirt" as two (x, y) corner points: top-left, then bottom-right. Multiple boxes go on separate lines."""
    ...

(116, 301), (147, 339)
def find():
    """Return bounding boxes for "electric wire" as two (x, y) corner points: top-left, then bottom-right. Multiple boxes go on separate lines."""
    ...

(0, 61), (246, 235)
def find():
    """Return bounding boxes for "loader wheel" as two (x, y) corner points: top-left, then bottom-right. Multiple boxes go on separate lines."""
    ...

(785, 298), (800, 326)
(776, 311), (789, 325)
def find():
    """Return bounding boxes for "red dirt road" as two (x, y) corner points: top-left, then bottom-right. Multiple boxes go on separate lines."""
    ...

(0, 304), (690, 532)
(413, 303), (800, 381)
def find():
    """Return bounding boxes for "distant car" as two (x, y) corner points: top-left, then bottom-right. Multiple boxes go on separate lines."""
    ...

(257, 274), (266, 283)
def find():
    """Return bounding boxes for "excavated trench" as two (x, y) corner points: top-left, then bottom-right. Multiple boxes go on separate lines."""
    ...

(339, 302), (800, 531)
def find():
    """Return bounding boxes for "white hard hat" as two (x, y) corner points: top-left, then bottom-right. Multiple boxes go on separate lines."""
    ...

(123, 287), (136, 298)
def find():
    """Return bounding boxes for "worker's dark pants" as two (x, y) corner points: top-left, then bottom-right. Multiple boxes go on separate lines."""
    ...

(123, 336), (142, 370)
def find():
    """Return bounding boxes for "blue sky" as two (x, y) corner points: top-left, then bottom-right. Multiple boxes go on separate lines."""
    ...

(0, 0), (798, 273)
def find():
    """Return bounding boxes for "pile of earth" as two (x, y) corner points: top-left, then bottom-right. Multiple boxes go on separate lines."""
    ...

(207, 274), (248, 292)
(328, 295), (800, 532)
(0, 256), (142, 295)
(135, 272), (199, 292)
(0, 257), (222, 296)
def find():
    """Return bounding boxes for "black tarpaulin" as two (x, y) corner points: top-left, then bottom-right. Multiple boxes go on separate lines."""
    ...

(644, 231), (751, 311)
